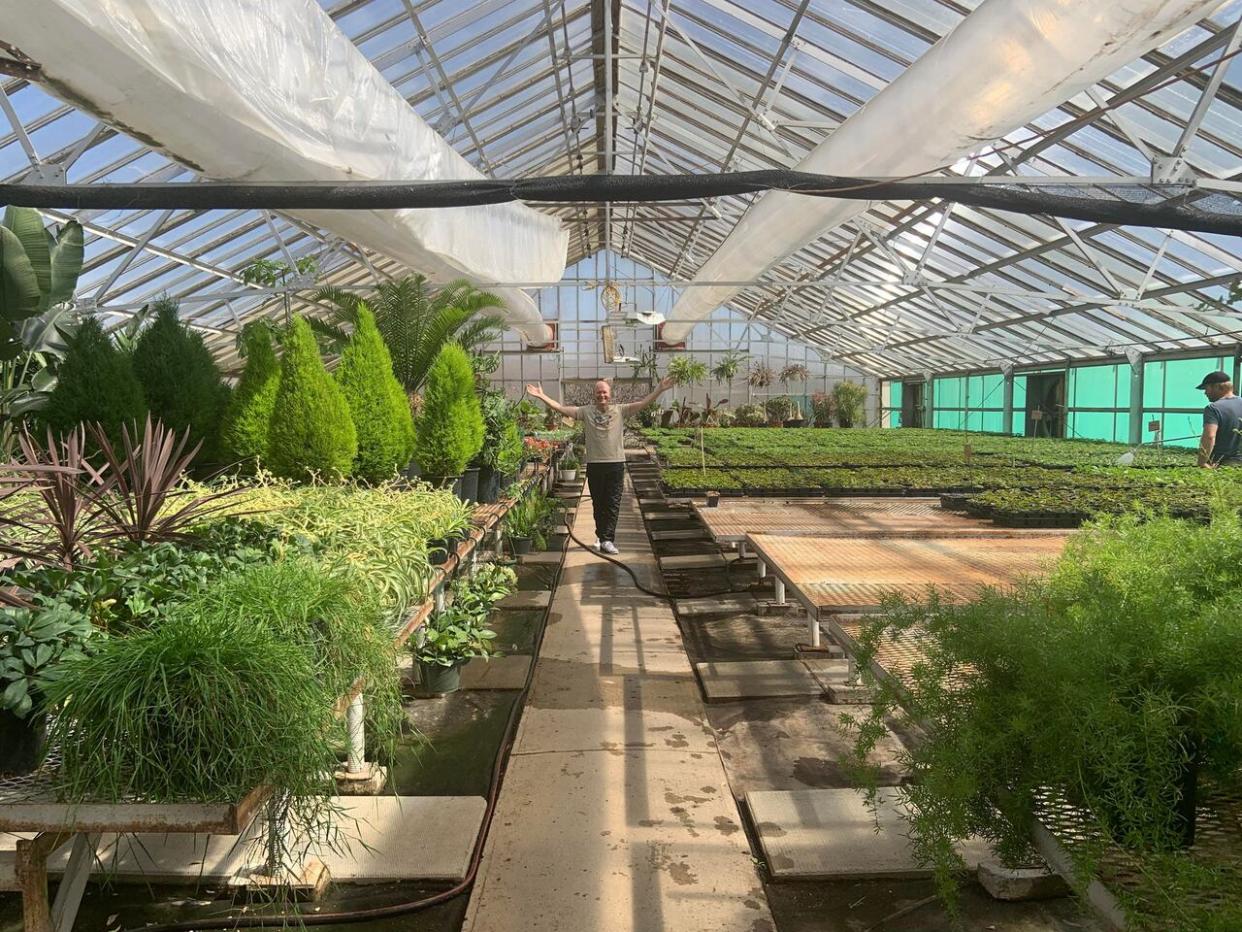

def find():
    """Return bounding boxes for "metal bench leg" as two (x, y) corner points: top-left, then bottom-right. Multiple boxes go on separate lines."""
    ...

(773, 577), (786, 606)
(51, 833), (96, 932)
(757, 560), (767, 579)
(346, 692), (367, 774)
(809, 615), (821, 649)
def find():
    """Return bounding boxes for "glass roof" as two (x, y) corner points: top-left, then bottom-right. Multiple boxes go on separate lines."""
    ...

(2, 0), (1241, 378)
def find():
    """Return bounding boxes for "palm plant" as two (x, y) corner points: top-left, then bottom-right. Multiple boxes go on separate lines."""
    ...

(310, 275), (506, 395)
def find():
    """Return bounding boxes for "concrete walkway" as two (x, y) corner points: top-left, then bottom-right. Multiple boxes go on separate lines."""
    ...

(463, 476), (776, 932)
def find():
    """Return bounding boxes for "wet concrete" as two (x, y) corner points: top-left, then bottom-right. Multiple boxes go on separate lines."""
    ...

(488, 608), (541, 655)
(0, 881), (469, 932)
(680, 612), (809, 662)
(516, 561), (557, 592)
(391, 690), (520, 797)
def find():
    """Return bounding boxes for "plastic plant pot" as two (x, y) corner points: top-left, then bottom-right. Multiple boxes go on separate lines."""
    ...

(706, 491), (721, 507)
(459, 467), (481, 504)
(415, 660), (463, 696)
(477, 466), (500, 504)
(557, 468), (578, 483)
(0, 710), (46, 776)
(510, 535), (534, 555)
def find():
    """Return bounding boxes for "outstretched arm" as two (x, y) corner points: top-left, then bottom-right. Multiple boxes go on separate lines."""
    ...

(526, 383), (578, 419)
(622, 376), (677, 414)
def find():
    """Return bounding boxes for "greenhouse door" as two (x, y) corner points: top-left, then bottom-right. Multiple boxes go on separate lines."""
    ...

(1025, 372), (1066, 438)
(901, 382), (924, 428)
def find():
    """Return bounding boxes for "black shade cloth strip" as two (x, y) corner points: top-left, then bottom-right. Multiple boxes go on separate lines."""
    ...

(2, 171), (1239, 235)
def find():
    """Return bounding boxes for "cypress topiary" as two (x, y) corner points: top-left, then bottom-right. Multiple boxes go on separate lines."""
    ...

(221, 322), (280, 466)
(413, 343), (484, 480)
(335, 304), (415, 483)
(42, 316), (146, 446)
(132, 299), (227, 463)
(266, 317), (357, 481)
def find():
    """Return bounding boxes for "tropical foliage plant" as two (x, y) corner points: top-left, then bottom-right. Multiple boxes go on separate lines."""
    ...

(131, 299), (228, 465)
(266, 317), (357, 481)
(666, 356), (707, 387)
(0, 207), (84, 459)
(710, 351), (746, 384)
(0, 602), (95, 720)
(334, 305), (416, 482)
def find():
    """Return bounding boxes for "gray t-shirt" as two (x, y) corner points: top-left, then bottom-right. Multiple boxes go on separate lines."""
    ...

(1204, 394), (1242, 464)
(574, 403), (638, 464)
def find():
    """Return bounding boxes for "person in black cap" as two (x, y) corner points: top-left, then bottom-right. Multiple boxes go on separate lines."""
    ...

(1196, 370), (1242, 467)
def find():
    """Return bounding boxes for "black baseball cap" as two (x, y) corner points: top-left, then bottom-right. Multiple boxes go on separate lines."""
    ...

(1196, 370), (1231, 389)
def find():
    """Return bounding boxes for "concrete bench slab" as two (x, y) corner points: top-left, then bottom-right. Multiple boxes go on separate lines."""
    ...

(461, 654), (532, 690)
(497, 589), (551, 610)
(695, 659), (849, 702)
(747, 788), (990, 880)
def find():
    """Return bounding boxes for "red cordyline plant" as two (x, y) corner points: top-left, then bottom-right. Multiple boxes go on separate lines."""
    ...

(1, 426), (108, 573)
(85, 416), (245, 545)
(0, 417), (246, 575)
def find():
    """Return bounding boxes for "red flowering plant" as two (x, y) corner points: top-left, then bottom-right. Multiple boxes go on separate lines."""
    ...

(523, 437), (554, 463)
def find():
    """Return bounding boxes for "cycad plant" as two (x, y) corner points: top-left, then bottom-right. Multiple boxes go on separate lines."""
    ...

(311, 275), (506, 396)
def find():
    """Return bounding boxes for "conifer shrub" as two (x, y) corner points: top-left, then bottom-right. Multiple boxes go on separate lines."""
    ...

(41, 317), (146, 447)
(132, 299), (227, 463)
(221, 322), (281, 467)
(335, 305), (415, 483)
(266, 317), (357, 481)
(413, 344), (483, 480)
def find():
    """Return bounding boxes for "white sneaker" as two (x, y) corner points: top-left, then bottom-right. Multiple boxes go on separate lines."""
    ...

(601, 541), (619, 555)
(594, 539), (604, 551)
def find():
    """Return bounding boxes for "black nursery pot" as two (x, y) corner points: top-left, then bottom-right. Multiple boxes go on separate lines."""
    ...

(460, 467), (481, 505)
(426, 538), (450, 565)
(477, 466), (500, 504)
(510, 535), (534, 556)
(0, 709), (46, 776)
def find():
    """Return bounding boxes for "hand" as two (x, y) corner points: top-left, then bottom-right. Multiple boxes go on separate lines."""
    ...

(525, 383), (543, 399)
(658, 375), (677, 393)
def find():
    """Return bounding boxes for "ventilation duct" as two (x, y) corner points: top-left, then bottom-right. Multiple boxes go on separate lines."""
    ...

(0, 0), (567, 344)
(662, 0), (1225, 342)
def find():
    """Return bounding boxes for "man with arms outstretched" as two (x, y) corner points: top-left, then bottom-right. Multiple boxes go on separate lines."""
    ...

(526, 377), (675, 553)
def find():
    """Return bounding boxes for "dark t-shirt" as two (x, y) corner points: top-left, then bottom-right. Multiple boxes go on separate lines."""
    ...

(1204, 394), (1242, 464)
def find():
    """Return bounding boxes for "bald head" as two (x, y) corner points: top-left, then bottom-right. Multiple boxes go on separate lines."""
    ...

(594, 380), (612, 407)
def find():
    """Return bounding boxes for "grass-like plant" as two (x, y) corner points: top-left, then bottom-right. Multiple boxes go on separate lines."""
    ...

(711, 351), (746, 384)
(666, 356), (707, 387)
(847, 511), (1242, 927)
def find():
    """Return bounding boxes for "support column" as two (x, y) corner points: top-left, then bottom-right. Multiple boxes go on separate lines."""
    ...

(923, 372), (935, 429)
(773, 577), (786, 606)
(1127, 350), (1144, 446)
(757, 559), (767, 579)
(346, 693), (366, 774)
(1001, 365), (1015, 435)
(808, 614), (820, 648)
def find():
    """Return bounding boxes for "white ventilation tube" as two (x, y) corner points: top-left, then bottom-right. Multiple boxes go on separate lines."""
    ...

(2, 0), (567, 344)
(662, 0), (1225, 343)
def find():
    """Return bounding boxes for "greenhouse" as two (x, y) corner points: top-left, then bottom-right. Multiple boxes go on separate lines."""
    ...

(2, 0), (1242, 930)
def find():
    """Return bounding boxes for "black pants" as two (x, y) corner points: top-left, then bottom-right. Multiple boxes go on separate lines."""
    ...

(586, 462), (625, 542)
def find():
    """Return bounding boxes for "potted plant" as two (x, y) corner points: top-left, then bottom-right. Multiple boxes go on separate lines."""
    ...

(705, 490), (721, 508)
(1, 602), (95, 775)
(748, 362), (774, 389)
(779, 363), (810, 386)
(849, 512), (1242, 920)
(831, 379), (867, 428)
(558, 448), (581, 483)
(506, 491), (552, 555)
(411, 565), (513, 694)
